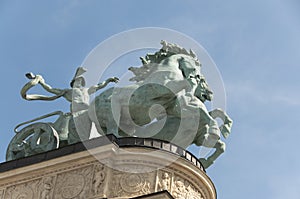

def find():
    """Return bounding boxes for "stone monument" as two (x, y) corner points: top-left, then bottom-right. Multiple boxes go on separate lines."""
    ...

(1, 41), (232, 198)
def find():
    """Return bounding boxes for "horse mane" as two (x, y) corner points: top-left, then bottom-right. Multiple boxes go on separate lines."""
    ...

(129, 41), (200, 82)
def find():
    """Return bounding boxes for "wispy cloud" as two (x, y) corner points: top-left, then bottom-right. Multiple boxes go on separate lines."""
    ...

(226, 80), (300, 107)
(272, 95), (300, 106)
(52, 0), (81, 27)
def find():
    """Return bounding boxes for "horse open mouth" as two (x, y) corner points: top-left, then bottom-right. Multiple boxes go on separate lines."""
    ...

(202, 93), (213, 101)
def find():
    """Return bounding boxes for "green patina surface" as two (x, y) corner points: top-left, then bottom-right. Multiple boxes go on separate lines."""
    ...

(7, 41), (232, 168)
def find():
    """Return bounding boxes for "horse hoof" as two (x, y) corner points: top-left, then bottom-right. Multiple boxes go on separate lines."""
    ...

(199, 158), (213, 169)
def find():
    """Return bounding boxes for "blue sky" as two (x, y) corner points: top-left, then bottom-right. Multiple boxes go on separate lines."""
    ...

(1, 0), (300, 198)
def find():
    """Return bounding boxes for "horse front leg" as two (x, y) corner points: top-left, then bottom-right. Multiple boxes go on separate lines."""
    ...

(195, 108), (223, 169)
(209, 108), (233, 139)
(192, 107), (220, 147)
(198, 107), (221, 140)
(200, 140), (226, 169)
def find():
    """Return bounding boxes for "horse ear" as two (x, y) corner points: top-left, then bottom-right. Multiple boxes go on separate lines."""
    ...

(178, 57), (185, 65)
(189, 49), (196, 58)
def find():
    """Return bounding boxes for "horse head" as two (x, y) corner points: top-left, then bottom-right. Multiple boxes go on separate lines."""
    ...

(177, 55), (201, 80)
(176, 54), (213, 102)
(194, 75), (213, 102)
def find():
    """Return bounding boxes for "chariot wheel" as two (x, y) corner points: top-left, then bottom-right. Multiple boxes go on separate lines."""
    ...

(6, 122), (59, 161)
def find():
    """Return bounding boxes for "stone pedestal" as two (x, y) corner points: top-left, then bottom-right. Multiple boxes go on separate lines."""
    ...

(0, 135), (216, 199)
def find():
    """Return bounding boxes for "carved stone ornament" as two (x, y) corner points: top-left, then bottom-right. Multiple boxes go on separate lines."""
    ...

(91, 163), (106, 196)
(157, 171), (171, 191)
(0, 190), (4, 199)
(120, 173), (150, 194)
(5, 180), (39, 199)
(38, 176), (55, 199)
(0, 142), (216, 199)
(53, 166), (93, 199)
(108, 164), (157, 198)
(172, 177), (204, 199)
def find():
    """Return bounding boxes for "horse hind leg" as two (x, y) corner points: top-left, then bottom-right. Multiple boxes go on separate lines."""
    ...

(200, 140), (226, 169)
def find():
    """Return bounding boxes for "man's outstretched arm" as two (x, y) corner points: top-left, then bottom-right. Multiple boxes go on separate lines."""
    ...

(88, 77), (119, 95)
(38, 75), (65, 95)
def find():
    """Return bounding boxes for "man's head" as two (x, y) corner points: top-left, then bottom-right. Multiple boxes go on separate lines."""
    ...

(70, 76), (85, 88)
(70, 67), (87, 88)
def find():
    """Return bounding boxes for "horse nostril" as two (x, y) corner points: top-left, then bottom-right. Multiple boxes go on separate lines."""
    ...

(202, 94), (208, 99)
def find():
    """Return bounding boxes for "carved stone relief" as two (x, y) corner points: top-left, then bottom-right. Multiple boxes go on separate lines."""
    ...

(53, 166), (93, 199)
(91, 163), (106, 196)
(38, 176), (55, 199)
(172, 176), (204, 199)
(110, 172), (151, 197)
(0, 190), (4, 199)
(0, 151), (215, 199)
(5, 180), (39, 199)
(157, 171), (172, 192)
(108, 165), (156, 198)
